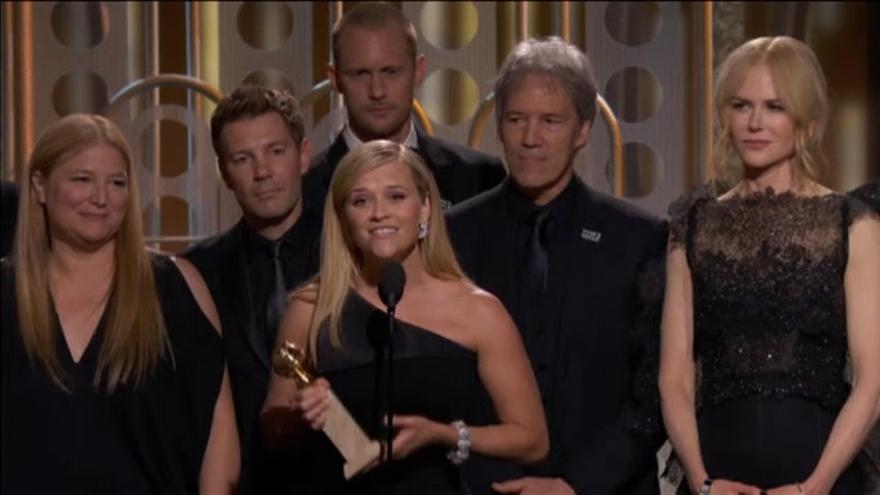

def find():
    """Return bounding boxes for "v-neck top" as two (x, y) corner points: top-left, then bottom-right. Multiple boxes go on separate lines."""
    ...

(1, 254), (224, 494)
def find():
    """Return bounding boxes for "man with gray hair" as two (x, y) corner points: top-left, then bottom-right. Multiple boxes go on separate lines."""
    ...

(447, 37), (667, 494)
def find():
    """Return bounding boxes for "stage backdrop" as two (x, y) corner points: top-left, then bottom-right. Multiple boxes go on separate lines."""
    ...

(1, 2), (874, 252)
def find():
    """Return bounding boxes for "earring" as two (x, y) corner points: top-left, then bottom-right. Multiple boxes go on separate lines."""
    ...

(418, 221), (428, 240)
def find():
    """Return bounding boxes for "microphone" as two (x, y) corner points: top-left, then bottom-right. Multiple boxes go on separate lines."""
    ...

(378, 262), (406, 310)
(375, 261), (405, 463)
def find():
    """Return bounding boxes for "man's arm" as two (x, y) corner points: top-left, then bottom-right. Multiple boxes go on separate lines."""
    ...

(561, 218), (668, 493)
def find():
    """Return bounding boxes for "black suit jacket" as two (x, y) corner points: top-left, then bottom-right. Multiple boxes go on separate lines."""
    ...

(1, 180), (19, 259)
(304, 129), (506, 213)
(446, 177), (667, 494)
(183, 216), (320, 493)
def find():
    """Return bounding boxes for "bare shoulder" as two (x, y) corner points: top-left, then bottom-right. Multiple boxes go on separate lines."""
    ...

(281, 283), (319, 346)
(461, 283), (508, 317)
(169, 255), (222, 333)
(850, 208), (880, 230)
(452, 281), (516, 337)
(849, 213), (880, 256)
(291, 280), (319, 305)
(288, 290), (317, 318)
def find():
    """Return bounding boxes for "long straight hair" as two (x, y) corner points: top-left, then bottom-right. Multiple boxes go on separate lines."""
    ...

(713, 36), (829, 189)
(304, 141), (464, 364)
(14, 113), (168, 393)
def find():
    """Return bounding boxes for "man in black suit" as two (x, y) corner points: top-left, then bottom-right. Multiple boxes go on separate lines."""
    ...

(1, 179), (18, 258)
(447, 38), (667, 494)
(305, 1), (505, 213)
(183, 86), (320, 493)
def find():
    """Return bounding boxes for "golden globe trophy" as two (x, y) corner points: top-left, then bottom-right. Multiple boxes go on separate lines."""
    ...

(273, 341), (381, 479)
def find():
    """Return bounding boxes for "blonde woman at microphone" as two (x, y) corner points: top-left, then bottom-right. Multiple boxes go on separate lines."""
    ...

(262, 140), (546, 494)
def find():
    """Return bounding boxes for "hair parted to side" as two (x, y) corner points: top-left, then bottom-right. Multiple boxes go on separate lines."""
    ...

(302, 140), (464, 363)
(713, 36), (829, 187)
(211, 85), (305, 165)
(14, 113), (169, 393)
(331, 1), (418, 66)
(494, 36), (598, 130)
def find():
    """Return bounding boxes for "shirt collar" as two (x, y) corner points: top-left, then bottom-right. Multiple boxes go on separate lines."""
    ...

(342, 119), (419, 151)
(504, 176), (579, 232)
(241, 208), (319, 256)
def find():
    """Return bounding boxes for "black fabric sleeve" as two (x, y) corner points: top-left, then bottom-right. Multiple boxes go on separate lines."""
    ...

(116, 255), (225, 493)
(561, 219), (668, 493)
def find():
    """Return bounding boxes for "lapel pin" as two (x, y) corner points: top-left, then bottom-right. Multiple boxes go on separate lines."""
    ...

(580, 228), (602, 242)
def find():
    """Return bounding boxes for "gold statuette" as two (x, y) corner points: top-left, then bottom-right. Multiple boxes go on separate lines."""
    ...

(273, 341), (381, 479)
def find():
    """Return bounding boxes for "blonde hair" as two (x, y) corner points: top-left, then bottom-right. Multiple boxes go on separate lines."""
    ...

(14, 113), (168, 392)
(305, 140), (464, 363)
(713, 36), (829, 187)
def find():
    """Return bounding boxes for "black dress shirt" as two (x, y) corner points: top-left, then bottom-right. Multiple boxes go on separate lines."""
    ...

(502, 179), (580, 409)
(240, 216), (319, 355)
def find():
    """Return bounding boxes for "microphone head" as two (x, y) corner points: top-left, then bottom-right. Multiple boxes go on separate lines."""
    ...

(378, 262), (406, 308)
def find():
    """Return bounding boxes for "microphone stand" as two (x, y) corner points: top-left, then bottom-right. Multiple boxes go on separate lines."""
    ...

(385, 303), (396, 464)
(376, 261), (405, 466)
(371, 326), (385, 460)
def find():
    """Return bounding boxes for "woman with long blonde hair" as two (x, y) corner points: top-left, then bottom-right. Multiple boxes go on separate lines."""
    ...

(659, 37), (880, 494)
(262, 140), (547, 493)
(1, 113), (239, 493)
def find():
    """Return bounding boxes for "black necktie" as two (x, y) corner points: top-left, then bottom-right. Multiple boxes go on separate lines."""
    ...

(524, 209), (551, 295)
(266, 241), (287, 339)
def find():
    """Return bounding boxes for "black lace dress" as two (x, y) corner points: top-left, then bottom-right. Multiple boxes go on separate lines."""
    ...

(296, 291), (520, 495)
(669, 188), (874, 491)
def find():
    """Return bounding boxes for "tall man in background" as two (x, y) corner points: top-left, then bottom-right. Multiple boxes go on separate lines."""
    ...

(305, 1), (505, 212)
(447, 38), (668, 494)
(184, 86), (321, 493)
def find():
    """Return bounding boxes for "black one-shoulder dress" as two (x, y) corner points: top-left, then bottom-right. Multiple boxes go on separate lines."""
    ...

(297, 290), (520, 495)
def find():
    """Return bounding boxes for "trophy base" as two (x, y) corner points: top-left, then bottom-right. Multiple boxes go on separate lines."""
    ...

(342, 440), (382, 479)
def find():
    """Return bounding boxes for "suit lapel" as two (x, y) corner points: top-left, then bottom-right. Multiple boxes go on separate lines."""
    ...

(415, 132), (455, 209)
(547, 182), (607, 382)
(476, 187), (521, 318)
(322, 135), (350, 193)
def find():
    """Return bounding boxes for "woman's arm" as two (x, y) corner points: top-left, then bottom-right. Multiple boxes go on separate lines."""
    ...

(173, 257), (241, 494)
(659, 245), (760, 495)
(261, 294), (321, 446)
(798, 216), (880, 494)
(391, 290), (548, 465)
(464, 290), (548, 464)
(658, 244), (707, 492)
